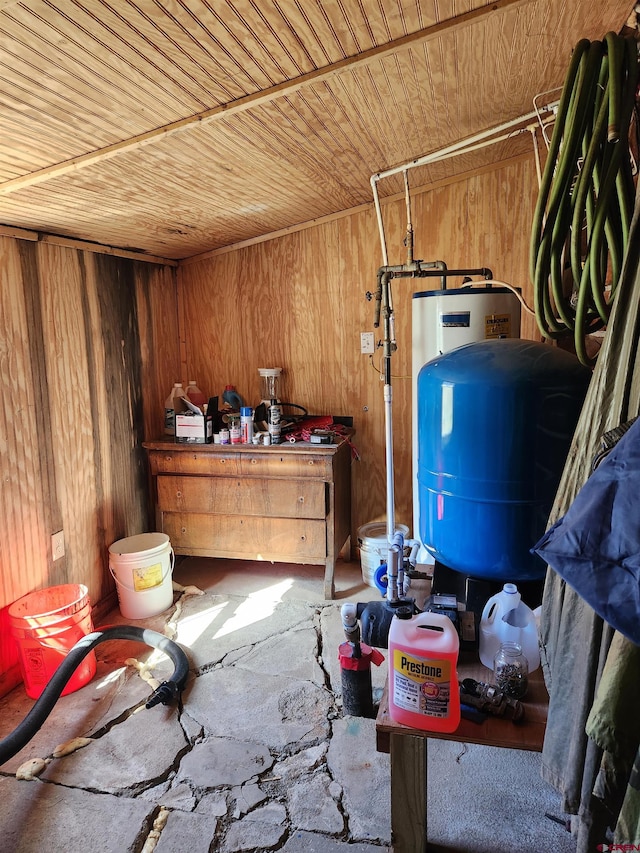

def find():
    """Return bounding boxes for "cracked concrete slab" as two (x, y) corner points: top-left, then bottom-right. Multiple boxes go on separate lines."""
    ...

(221, 802), (288, 852)
(177, 737), (273, 788)
(0, 776), (155, 852)
(0, 564), (394, 852)
(273, 743), (328, 780)
(326, 717), (391, 842)
(231, 781), (267, 816)
(39, 701), (189, 792)
(184, 667), (334, 750)
(282, 830), (390, 852)
(232, 621), (326, 685)
(170, 593), (315, 671)
(194, 790), (228, 817)
(285, 770), (344, 834)
(153, 809), (219, 853)
(146, 780), (197, 810)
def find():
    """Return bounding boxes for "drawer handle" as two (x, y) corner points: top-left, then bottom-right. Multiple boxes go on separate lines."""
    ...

(176, 491), (182, 498)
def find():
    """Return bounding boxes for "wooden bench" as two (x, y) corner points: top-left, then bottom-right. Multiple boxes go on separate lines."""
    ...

(375, 653), (548, 852)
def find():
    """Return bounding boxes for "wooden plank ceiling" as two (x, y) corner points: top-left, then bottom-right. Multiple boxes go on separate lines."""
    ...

(0, 0), (635, 260)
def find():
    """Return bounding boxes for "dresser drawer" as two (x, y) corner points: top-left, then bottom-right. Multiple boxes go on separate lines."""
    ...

(161, 513), (327, 563)
(239, 452), (332, 479)
(157, 475), (326, 519)
(147, 450), (241, 476)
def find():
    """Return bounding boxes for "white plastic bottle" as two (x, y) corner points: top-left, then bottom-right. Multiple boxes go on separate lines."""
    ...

(186, 380), (206, 410)
(230, 415), (242, 445)
(479, 583), (540, 672)
(164, 383), (185, 435)
(240, 407), (254, 444)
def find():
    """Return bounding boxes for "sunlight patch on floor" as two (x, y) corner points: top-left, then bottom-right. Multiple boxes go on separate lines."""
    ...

(212, 579), (294, 639)
(174, 600), (228, 648)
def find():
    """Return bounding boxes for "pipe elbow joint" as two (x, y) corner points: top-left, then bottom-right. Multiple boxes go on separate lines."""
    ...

(341, 602), (358, 629)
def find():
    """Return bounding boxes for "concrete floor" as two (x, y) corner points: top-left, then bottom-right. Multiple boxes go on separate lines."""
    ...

(0, 557), (575, 852)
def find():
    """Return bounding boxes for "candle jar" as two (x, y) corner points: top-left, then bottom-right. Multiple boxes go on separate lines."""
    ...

(493, 642), (529, 699)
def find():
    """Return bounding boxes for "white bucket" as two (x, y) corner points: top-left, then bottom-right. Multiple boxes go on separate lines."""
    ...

(357, 522), (410, 587)
(108, 533), (174, 619)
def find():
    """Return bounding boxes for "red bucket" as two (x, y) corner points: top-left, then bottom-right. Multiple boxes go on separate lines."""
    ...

(8, 584), (97, 699)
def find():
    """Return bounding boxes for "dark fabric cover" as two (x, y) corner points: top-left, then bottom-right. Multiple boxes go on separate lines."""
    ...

(538, 180), (640, 852)
(533, 417), (640, 645)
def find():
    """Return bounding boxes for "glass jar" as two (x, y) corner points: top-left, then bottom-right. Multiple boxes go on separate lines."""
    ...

(493, 642), (529, 699)
(259, 368), (282, 404)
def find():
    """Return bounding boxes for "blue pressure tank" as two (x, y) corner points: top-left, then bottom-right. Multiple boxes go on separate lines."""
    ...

(417, 339), (591, 581)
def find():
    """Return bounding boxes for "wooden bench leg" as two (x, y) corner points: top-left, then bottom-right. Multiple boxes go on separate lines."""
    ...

(390, 732), (427, 852)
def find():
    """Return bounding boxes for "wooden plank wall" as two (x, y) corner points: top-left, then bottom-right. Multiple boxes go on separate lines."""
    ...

(178, 154), (540, 551)
(0, 236), (178, 696)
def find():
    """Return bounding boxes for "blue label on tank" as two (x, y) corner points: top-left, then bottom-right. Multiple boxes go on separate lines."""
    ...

(440, 312), (470, 327)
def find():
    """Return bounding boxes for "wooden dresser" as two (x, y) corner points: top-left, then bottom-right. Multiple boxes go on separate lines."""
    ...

(142, 438), (353, 599)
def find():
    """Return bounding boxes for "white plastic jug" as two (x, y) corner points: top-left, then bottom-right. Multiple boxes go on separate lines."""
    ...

(478, 583), (540, 672)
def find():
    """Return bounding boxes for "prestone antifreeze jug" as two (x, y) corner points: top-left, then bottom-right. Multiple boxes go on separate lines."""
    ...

(388, 611), (460, 733)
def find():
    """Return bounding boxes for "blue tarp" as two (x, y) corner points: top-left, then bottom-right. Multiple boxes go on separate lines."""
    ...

(533, 417), (640, 645)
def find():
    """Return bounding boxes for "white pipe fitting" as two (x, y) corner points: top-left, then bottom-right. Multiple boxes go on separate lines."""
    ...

(341, 602), (357, 629)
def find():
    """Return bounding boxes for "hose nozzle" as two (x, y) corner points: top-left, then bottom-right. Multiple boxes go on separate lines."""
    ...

(145, 680), (180, 709)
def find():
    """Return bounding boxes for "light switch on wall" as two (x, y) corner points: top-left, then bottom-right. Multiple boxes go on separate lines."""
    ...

(360, 331), (375, 354)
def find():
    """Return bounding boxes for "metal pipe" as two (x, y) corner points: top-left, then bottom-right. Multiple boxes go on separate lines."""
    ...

(370, 104), (557, 268)
(371, 109), (544, 185)
(367, 108), (561, 611)
(380, 272), (396, 556)
(373, 261), (495, 608)
(386, 532), (399, 604)
(417, 266), (493, 281)
(376, 265), (493, 285)
(391, 531), (405, 602)
(433, 259), (447, 291)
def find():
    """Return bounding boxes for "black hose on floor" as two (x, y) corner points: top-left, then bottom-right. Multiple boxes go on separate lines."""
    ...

(0, 625), (190, 766)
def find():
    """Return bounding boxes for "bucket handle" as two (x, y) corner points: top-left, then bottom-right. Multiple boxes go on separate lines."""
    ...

(109, 548), (174, 592)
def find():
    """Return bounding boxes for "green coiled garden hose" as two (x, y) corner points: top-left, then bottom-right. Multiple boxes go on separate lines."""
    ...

(530, 33), (638, 366)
